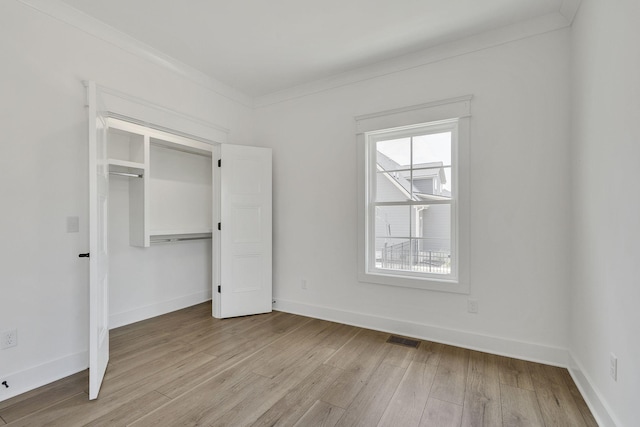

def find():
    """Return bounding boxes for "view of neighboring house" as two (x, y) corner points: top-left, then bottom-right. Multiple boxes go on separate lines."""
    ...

(375, 151), (452, 274)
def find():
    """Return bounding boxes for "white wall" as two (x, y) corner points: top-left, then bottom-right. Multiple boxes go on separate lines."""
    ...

(255, 30), (572, 362)
(0, 1), (253, 401)
(570, 0), (640, 425)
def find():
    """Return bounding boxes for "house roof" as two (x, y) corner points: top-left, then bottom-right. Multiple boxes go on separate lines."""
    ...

(377, 153), (451, 201)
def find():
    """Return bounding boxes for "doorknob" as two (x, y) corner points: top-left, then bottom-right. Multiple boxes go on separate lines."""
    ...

(78, 253), (90, 258)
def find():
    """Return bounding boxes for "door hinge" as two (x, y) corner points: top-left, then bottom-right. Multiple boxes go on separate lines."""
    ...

(217, 222), (221, 231)
(217, 285), (221, 293)
(218, 159), (221, 167)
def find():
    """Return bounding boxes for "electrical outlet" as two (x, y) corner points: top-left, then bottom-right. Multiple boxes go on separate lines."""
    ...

(1, 329), (17, 349)
(610, 353), (618, 381)
(301, 279), (308, 290)
(467, 299), (478, 314)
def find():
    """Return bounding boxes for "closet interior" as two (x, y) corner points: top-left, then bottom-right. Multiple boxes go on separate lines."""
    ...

(106, 118), (215, 328)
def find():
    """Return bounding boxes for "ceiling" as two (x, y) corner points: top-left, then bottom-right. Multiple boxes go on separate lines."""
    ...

(57, 0), (569, 97)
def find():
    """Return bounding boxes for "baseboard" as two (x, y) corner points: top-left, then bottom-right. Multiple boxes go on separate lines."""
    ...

(109, 291), (212, 329)
(273, 298), (570, 367)
(0, 351), (87, 403)
(568, 354), (621, 427)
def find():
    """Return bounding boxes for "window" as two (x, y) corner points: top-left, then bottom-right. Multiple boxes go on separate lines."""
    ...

(356, 97), (470, 293)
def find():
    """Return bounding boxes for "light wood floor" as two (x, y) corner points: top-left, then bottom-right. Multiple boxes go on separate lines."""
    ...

(0, 302), (597, 426)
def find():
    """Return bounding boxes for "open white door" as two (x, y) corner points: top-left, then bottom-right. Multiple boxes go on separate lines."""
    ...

(86, 81), (110, 399)
(218, 145), (272, 318)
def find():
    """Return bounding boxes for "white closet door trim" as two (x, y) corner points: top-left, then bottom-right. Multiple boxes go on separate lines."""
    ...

(86, 82), (228, 145)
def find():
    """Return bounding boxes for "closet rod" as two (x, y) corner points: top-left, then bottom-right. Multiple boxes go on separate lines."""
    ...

(150, 236), (212, 244)
(109, 171), (143, 178)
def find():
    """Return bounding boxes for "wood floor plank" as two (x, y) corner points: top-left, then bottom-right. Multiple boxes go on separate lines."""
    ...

(324, 329), (390, 371)
(294, 400), (346, 427)
(100, 351), (217, 398)
(207, 376), (288, 427)
(251, 319), (349, 379)
(136, 332), (335, 427)
(153, 354), (232, 399)
(383, 339), (418, 368)
(0, 371), (87, 423)
(6, 353), (217, 426)
(528, 363), (587, 427)
(104, 343), (199, 393)
(172, 312), (274, 352)
(430, 344), (469, 405)
(152, 312), (309, 399)
(419, 398), (464, 427)
(108, 304), (209, 347)
(461, 351), (502, 427)
(500, 384), (545, 427)
(211, 345), (338, 427)
(153, 328), (293, 400)
(250, 364), (345, 427)
(559, 369), (599, 427)
(314, 322), (360, 350)
(4, 392), (90, 427)
(321, 330), (392, 408)
(131, 370), (271, 427)
(199, 312), (308, 358)
(498, 356), (534, 391)
(377, 360), (438, 427)
(109, 312), (244, 360)
(82, 391), (170, 427)
(413, 341), (444, 366)
(110, 336), (191, 366)
(319, 369), (365, 409)
(109, 303), (209, 338)
(334, 362), (406, 427)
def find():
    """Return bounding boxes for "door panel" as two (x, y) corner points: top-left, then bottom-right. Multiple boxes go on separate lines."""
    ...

(87, 81), (109, 400)
(219, 145), (272, 318)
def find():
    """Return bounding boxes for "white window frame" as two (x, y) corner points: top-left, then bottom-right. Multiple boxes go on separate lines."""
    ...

(356, 96), (471, 293)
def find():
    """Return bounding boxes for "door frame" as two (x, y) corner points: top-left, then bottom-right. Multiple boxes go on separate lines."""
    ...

(85, 82), (228, 397)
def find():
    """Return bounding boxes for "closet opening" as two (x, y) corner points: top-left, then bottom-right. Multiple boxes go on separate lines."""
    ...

(106, 118), (216, 330)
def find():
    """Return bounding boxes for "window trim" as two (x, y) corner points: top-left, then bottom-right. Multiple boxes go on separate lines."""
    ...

(356, 96), (471, 293)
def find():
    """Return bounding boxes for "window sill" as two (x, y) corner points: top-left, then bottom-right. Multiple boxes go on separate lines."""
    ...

(358, 270), (469, 294)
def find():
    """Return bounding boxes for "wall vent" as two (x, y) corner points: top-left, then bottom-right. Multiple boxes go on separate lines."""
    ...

(386, 335), (421, 348)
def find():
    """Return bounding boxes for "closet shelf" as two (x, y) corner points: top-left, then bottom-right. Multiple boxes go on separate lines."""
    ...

(149, 231), (213, 244)
(149, 229), (213, 237)
(108, 158), (146, 170)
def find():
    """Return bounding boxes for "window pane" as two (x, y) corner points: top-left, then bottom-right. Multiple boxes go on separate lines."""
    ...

(375, 206), (410, 238)
(412, 238), (451, 274)
(377, 137), (410, 171)
(375, 170), (412, 202)
(375, 238), (451, 275)
(414, 204), (451, 240)
(412, 166), (452, 200)
(375, 238), (411, 271)
(412, 132), (451, 166)
(412, 204), (452, 275)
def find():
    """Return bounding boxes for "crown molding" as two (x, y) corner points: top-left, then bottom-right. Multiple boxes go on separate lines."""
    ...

(17, 0), (579, 111)
(559, 0), (582, 24)
(17, 0), (254, 108)
(255, 11), (571, 108)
